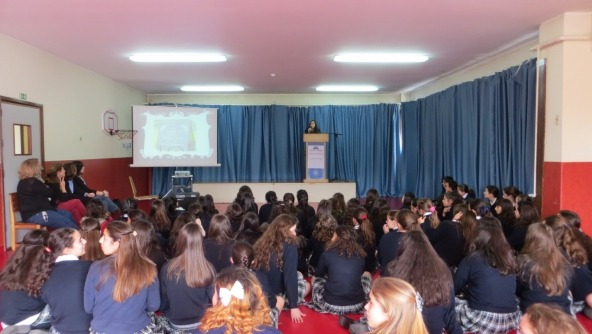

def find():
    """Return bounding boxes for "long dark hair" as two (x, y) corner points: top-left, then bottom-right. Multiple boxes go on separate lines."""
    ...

(468, 217), (516, 275)
(384, 231), (452, 307)
(167, 223), (215, 288)
(0, 230), (52, 296)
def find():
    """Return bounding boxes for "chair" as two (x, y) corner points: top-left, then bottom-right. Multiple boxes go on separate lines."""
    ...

(9, 192), (42, 250)
(129, 176), (159, 201)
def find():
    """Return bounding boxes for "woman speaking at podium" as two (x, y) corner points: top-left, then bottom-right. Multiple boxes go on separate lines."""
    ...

(306, 120), (321, 133)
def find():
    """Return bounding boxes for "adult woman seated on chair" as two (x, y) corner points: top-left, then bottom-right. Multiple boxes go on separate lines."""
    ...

(44, 163), (87, 224)
(17, 158), (78, 229)
(71, 160), (118, 213)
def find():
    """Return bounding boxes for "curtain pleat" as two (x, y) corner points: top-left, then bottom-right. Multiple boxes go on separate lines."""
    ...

(397, 58), (537, 199)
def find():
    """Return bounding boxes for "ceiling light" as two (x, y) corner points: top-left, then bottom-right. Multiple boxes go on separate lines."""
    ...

(316, 85), (379, 92)
(129, 53), (227, 62)
(181, 85), (244, 92)
(334, 53), (429, 63)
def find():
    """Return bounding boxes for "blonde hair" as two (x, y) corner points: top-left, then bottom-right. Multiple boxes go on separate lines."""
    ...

(199, 267), (272, 334)
(18, 158), (42, 180)
(368, 277), (428, 334)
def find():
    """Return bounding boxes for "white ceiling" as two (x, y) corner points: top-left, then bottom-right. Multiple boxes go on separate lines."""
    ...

(1, 1), (591, 94)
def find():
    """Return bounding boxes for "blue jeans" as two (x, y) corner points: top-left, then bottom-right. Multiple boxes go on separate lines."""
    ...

(27, 209), (77, 229)
(95, 195), (119, 213)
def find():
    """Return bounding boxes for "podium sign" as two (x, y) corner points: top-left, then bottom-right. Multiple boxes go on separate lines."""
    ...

(304, 133), (329, 183)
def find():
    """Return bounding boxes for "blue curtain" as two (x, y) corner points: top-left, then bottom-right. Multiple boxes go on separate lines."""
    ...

(150, 103), (400, 197)
(396, 58), (537, 199)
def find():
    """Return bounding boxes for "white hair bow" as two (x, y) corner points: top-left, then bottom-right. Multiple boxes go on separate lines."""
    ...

(219, 281), (245, 306)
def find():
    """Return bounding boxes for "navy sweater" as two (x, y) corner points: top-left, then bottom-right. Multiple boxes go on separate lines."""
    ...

(315, 248), (366, 306)
(454, 253), (518, 313)
(517, 263), (573, 314)
(83, 256), (160, 334)
(422, 221), (464, 268)
(41, 260), (92, 334)
(203, 239), (234, 273)
(159, 261), (214, 325)
(259, 243), (299, 309)
(422, 289), (463, 334)
(377, 230), (404, 273)
(0, 290), (45, 326)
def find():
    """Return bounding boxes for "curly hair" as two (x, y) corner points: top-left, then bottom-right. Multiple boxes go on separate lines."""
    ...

(547, 219), (588, 266)
(326, 225), (366, 258)
(312, 214), (338, 243)
(252, 214), (298, 271)
(0, 229), (52, 296)
(199, 267), (272, 334)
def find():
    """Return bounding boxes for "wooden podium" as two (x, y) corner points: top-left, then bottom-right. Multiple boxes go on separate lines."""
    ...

(303, 133), (329, 183)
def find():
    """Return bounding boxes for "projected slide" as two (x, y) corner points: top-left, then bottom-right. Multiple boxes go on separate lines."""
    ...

(132, 106), (218, 167)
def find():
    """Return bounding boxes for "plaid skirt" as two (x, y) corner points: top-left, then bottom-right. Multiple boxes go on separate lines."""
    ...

(572, 300), (585, 315)
(455, 297), (520, 334)
(303, 275), (372, 315)
(91, 312), (160, 334)
(270, 307), (280, 328)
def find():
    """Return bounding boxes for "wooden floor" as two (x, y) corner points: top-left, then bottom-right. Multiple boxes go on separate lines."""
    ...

(1, 249), (592, 333)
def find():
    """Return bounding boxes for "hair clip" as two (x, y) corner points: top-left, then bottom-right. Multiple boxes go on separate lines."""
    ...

(359, 214), (368, 221)
(122, 230), (138, 237)
(44, 246), (52, 253)
(415, 292), (423, 312)
(429, 206), (436, 213)
(219, 280), (245, 306)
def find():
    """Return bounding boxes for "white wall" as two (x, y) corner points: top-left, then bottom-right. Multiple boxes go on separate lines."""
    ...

(0, 34), (146, 161)
(404, 39), (538, 101)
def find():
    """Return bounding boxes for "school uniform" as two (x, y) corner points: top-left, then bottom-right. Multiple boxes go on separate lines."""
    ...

(571, 265), (592, 313)
(84, 256), (160, 334)
(422, 221), (464, 268)
(0, 290), (45, 327)
(203, 239), (234, 273)
(305, 248), (370, 314)
(159, 261), (214, 329)
(377, 230), (404, 274)
(422, 289), (463, 334)
(259, 242), (301, 309)
(516, 268), (573, 315)
(454, 253), (520, 333)
(41, 256), (92, 334)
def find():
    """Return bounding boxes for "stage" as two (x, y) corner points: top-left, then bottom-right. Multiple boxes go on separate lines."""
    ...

(192, 182), (356, 204)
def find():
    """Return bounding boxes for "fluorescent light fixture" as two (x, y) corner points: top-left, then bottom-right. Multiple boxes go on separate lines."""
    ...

(334, 53), (429, 63)
(129, 53), (227, 62)
(181, 85), (244, 92)
(316, 85), (379, 92)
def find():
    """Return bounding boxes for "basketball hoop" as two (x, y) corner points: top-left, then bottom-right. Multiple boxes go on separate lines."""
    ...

(108, 130), (137, 140)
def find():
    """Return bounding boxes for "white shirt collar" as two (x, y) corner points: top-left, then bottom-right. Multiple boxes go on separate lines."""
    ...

(55, 254), (79, 262)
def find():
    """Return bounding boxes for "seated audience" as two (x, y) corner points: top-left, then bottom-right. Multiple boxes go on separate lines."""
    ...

(204, 214), (235, 272)
(16, 158), (77, 229)
(43, 163), (87, 223)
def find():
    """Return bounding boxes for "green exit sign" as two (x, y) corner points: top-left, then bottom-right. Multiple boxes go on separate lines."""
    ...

(19, 93), (27, 100)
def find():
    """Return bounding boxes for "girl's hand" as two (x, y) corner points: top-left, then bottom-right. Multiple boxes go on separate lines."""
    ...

(103, 190), (109, 197)
(382, 223), (390, 234)
(418, 215), (426, 224)
(290, 308), (306, 323)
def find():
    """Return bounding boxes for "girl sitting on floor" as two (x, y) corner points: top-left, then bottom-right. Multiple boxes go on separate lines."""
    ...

(306, 225), (371, 315)
(253, 214), (310, 323)
(42, 228), (92, 334)
(454, 217), (520, 333)
(517, 223), (573, 314)
(231, 241), (284, 328)
(159, 223), (215, 333)
(384, 231), (462, 334)
(84, 221), (160, 334)
(197, 267), (280, 334)
(0, 230), (52, 331)
(80, 217), (105, 261)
